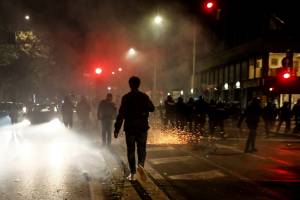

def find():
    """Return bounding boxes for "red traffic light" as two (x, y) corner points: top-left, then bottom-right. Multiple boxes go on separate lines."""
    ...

(95, 67), (102, 75)
(282, 72), (291, 79)
(206, 1), (214, 9)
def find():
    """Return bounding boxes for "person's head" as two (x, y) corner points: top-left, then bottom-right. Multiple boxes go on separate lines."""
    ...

(167, 95), (173, 101)
(283, 101), (289, 107)
(188, 97), (194, 103)
(129, 76), (140, 90)
(106, 93), (113, 101)
(177, 96), (183, 103)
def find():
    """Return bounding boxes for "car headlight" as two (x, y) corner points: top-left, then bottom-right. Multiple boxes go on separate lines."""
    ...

(22, 106), (27, 113)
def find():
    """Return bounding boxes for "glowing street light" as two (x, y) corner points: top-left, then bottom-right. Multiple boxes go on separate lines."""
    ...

(25, 14), (30, 21)
(154, 15), (163, 25)
(95, 67), (102, 75)
(128, 48), (136, 56)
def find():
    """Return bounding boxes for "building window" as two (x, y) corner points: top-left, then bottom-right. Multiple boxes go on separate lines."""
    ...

(209, 71), (214, 84)
(224, 66), (229, 83)
(214, 70), (219, 85)
(268, 53), (284, 76)
(256, 57), (262, 78)
(229, 64), (235, 82)
(241, 61), (248, 80)
(235, 63), (241, 81)
(219, 67), (223, 85)
(294, 53), (300, 76)
(249, 58), (255, 79)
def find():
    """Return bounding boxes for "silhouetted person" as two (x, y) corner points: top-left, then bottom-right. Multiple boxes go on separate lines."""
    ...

(276, 102), (292, 133)
(77, 96), (91, 130)
(164, 95), (176, 128)
(208, 100), (217, 135)
(114, 76), (155, 181)
(175, 96), (186, 130)
(195, 96), (208, 132)
(186, 97), (195, 132)
(98, 93), (116, 146)
(262, 102), (277, 137)
(9, 101), (19, 125)
(215, 102), (227, 137)
(244, 97), (262, 153)
(292, 99), (300, 133)
(62, 95), (74, 128)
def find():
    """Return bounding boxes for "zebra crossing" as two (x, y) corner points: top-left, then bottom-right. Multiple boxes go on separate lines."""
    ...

(146, 145), (227, 181)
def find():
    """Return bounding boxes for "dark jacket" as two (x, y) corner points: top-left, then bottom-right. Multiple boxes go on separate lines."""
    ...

(97, 100), (116, 120)
(245, 101), (262, 129)
(114, 90), (155, 133)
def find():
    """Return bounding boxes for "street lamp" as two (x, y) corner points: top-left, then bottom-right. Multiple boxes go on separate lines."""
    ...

(154, 15), (163, 25)
(152, 15), (164, 104)
(128, 48), (136, 56)
(25, 14), (30, 21)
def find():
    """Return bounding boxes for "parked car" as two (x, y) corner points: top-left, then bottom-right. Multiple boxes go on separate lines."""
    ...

(27, 103), (59, 124)
(0, 102), (27, 123)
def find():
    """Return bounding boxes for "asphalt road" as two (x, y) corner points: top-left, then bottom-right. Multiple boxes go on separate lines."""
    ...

(115, 128), (300, 200)
(0, 119), (125, 200)
(1, 117), (300, 200)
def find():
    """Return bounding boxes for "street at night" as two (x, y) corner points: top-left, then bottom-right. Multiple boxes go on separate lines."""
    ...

(1, 0), (300, 199)
(0, 117), (300, 199)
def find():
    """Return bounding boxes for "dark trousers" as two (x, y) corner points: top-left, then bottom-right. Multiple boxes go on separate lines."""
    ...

(125, 131), (148, 174)
(63, 114), (73, 128)
(276, 119), (291, 133)
(264, 119), (271, 136)
(101, 120), (113, 145)
(245, 128), (257, 152)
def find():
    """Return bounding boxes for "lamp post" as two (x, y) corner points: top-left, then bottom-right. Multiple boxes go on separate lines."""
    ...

(152, 15), (163, 104)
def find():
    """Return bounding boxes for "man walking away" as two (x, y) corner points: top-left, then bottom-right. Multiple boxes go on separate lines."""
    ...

(77, 96), (91, 130)
(262, 102), (277, 137)
(276, 102), (292, 133)
(244, 97), (262, 153)
(98, 93), (116, 146)
(114, 76), (155, 181)
(292, 99), (300, 133)
(164, 95), (176, 128)
(62, 95), (74, 128)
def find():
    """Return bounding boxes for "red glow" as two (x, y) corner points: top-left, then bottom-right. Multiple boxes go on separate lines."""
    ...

(283, 72), (291, 79)
(95, 67), (102, 75)
(206, 2), (214, 9)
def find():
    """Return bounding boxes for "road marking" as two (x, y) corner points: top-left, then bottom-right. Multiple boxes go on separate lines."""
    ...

(178, 146), (251, 181)
(144, 163), (186, 200)
(147, 146), (175, 152)
(149, 156), (193, 165)
(169, 170), (226, 180)
(113, 144), (170, 200)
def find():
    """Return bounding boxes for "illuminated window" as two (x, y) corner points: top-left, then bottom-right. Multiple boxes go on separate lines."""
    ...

(268, 53), (284, 76)
(256, 58), (262, 78)
(249, 58), (255, 79)
(294, 53), (300, 76)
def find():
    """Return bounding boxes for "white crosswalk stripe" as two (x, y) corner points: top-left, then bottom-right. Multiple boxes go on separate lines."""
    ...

(147, 146), (175, 151)
(149, 156), (193, 165)
(169, 170), (226, 180)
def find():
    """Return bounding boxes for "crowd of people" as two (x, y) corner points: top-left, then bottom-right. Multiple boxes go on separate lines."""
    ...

(162, 95), (300, 136)
(163, 95), (231, 137)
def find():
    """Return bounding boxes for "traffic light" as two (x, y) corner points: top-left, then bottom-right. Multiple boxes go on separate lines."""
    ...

(204, 1), (216, 11)
(282, 72), (291, 79)
(206, 1), (214, 9)
(95, 67), (102, 75)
